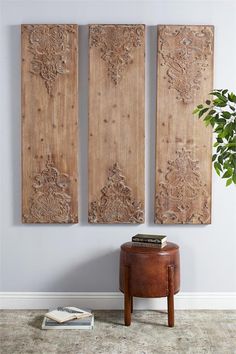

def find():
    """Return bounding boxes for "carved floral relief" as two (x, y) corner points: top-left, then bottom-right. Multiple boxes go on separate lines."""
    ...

(89, 163), (144, 223)
(25, 25), (76, 96)
(159, 25), (213, 103)
(155, 149), (210, 224)
(23, 157), (75, 223)
(90, 25), (144, 85)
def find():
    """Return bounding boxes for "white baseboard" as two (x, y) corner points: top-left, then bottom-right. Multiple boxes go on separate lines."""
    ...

(0, 292), (236, 310)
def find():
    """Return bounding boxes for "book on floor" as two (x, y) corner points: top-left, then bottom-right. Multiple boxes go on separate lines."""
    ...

(132, 234), (167, 245)
(42, 313), (94, 330)
(45, 306), (92, 323)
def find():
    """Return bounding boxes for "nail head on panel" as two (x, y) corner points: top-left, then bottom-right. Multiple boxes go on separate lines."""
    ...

(187, 139), (193, 144)
(176, 137), (182, 143)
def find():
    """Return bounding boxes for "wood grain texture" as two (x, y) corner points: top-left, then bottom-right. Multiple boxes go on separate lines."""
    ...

(88, 24), (145, 224)
(22, 24), (79, 223)
(155, 25), (214, 224)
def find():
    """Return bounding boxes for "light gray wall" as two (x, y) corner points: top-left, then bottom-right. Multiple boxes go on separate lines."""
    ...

(1, 0), (236, 292)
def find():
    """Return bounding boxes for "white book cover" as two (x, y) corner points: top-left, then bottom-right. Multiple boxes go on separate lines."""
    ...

(45, 307), (92, 323)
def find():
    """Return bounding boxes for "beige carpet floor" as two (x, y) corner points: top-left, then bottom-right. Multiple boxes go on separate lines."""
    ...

(0, 310), (235, 354)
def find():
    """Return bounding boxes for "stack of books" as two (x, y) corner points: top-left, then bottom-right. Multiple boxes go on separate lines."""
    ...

(42, 306), (94, 330)
(132, 234), (167, 247)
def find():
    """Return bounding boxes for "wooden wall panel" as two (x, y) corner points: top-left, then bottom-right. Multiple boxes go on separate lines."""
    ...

(22, 24), (79, 223)
(88, 24), (145, 224)
(155, 25), (214, 224)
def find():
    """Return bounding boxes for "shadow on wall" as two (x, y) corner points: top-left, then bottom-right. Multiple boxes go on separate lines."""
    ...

(42, 249), (120, 292)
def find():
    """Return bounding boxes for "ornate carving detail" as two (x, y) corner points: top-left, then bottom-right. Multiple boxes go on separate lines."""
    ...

(24, 157), (74, 223)
(26, 25), (76, 96)
(89, 163), (144, 223)
(155, 149), (210, 224)
(90, 25), (144, 85)
(159, 26), (213, 103)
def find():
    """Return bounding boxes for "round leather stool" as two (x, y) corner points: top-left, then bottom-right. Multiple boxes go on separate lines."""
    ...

(119, 242), (180, 327)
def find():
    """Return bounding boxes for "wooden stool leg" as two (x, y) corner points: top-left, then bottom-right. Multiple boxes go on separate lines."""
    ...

(124, 265), (131, 326)
(167, 265), (174, 327)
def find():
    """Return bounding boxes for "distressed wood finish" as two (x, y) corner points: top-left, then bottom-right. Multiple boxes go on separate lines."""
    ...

(155, 25), (214, 224)
(22, 24), (79, 223)
(88, 24), (145, 224)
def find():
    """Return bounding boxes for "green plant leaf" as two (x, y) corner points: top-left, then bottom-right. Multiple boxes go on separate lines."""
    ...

(214, 126), (223, 133)
(217, 118), (226, 124)
(212, 154), (217, 161)
(217, 137), (223, 143)
(211, 92), (227, 101)
(228, 92), (236, 103)
(225, 143), (236, 148)
(209, 109), (216, 115)
(232, 158), (236, 169)
(218, 155), (223, 165)
(192, 108), (200, 114)
(232, 173), (236, 184)
(222, 111), (231, 119)
(213, 98), (227, 107)
(199, 107), (209, 118)
(194, 89), (236, 186)
(214, 167), (221, 176)
(214, 161), (222, 172)
(222, 169), (233, 178)
(226, 178), (232, 186)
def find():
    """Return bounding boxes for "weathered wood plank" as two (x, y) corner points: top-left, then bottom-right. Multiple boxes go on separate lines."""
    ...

(155, 25), (214, 224)
(88, 24), (145, 223)
(22, 24), (79, 223)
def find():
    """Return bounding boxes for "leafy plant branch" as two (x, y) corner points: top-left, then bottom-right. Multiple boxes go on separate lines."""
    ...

(193, 89), (236, 186)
